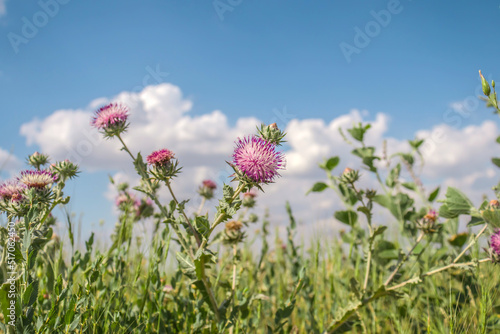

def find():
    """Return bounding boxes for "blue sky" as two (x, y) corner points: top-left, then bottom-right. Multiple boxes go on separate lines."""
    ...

(1, 0), (500, 239)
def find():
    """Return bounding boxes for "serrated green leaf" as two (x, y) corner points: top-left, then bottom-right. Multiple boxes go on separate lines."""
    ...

(481, 209), (500, 228)
(438, 187), (474, 218)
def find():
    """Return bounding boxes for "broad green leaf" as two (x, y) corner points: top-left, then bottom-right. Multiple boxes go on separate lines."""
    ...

(306, 182), (328, 194)
(493, 158), (500, 168)
(481, 209), (500, 228)
(428, 187), (440, 202)
(195, 216), (210, 238)
(438, 187), (474, 218)
(401, 182), (417, 191)
(334, 210), (358, 226)
(319, 156), (340, 171)
(347, 123), (371, 142)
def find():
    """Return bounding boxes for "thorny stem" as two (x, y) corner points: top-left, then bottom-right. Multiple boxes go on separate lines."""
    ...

(453, 224), (488, 264)
(116, 135), (194, 257)
(350, 181), (373, 291)
(328, 258), (491, 332)
(387, 258), (491, 291)
(384, 232), (425, 286)
(402, 158), (428, 205)
(199, 183), (247, 251)
(116, 134), (221, 321)
(229, 244), (238, 334)
(165, 180), (201, 246)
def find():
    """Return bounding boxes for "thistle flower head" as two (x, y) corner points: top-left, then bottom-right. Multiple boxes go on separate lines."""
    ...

(224, 220), (245, 244)
(147, 149), (175, 167)
(115, 192), (137, 207)
(198, 179), (217, 200)
(18, 170), (57, 189)
(202, 180), (217, 190)
(146, 149), (181, 180)
(225, 220), (243, 232)
(423, 209), (437, 223)
(242, 189), (257, 208)
(0, 180), (26, 202)
(91, 103), (129, 136)
(232, 136), (285, 184)
(489, 199), (500, 209)
(491, 230), (500, 256)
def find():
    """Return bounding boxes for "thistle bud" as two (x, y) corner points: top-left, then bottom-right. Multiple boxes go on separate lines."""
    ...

(27, 152), (50, 169)
(242, 190), (257, 208)
(480, 70), (491, 96)
(256, 123), (286, 146)
(198, 179), (217, 199)
(50, 160), (79, 181)
(340, 168), (360, 184)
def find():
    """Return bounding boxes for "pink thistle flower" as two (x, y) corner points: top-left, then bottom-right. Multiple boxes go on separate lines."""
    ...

(243, 190), (257, 199)
(202, 180), (217, 190)
(0, 180), (26, 202)
(232, 136), (285, 183)
(115, 192), (137, 207)
(146, 149), (175, 167)
(424, 209), (437, 223)
(18, 170), (57, 189)
(91, 103), (129, 130)
(491, 231), (500, 255)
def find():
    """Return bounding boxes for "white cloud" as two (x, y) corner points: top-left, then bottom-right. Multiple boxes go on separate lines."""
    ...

(19, 83), (500, 236)
(0, 147), (22, 179)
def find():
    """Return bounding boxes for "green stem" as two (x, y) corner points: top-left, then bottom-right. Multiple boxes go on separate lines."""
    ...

(387, 258), (491, 291)
(196, 197), (206, 216)
(165, 179), (201, 246)
(384, 232), (425, 286)
(453, 224), (488, 264)
(116, 133), (220, 321)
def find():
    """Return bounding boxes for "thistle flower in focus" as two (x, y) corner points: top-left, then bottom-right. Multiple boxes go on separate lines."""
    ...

(146, 148), (181, 180)
(27, 152), (50, 169)
(18, 170), (58, 189)
(0, 180), (26, 202)
(91, 103), (129, 137)
(231, 136), (285, 184)
(198, 179), (217, 199)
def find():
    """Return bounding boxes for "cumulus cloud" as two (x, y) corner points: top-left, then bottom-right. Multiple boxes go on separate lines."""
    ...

(0, 147), (22, 179)
(19, 82), (500, 237)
